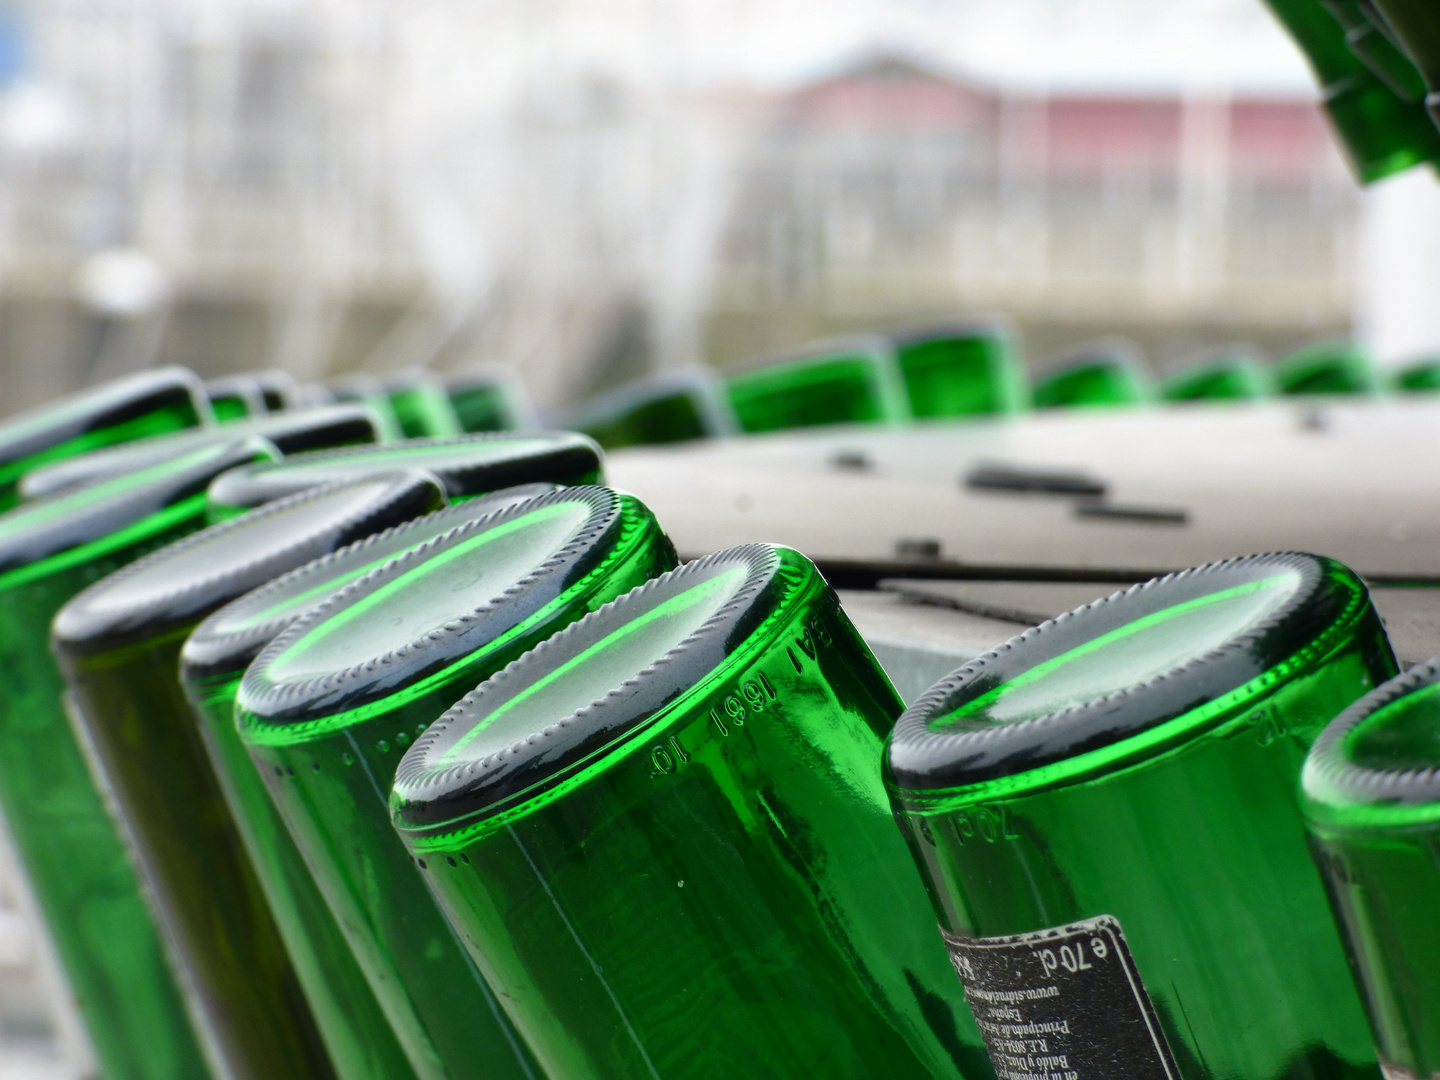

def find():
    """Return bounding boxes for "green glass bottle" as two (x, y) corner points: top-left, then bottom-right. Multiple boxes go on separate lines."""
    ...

(387, 372), (464, 439)
(1303, 661), (1440, 1080)
(206, 432), (603, 518)
(0, 437), (277, 1080)
(1320, 0), (1428, 98)
(1031, 340), (1152, 408)
(19, 402), (386, 503)
(1263, 0), (1440, 181)
(388, 544), (988, 1080)
(1276, 340), (1383, 396)
(178, 484), (553, 1080)
(1366, 0), (1440, 125)
(892, 321), (1028, 419)
(570, 369), (737, 449)
(725, 337), (911, 434)
(1307, 665), (1440, 1080)
(238, 487), (677, 1080)
(1390, 357), (1440, 392)
(886, 553), (1398, 1080)
(446, 372), (531, 433)
(0, 366), (211, 512)
(1161, 352), (1275, 402)
(206, 375), (269, 422)
(52, 471), (444, 1080)
(331, 374), (408, 442)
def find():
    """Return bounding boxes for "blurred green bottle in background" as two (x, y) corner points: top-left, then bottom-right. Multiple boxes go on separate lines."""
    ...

(1276, 340), (1383, 396)
(52, 472), (444, 1080)
(891, 320), (1028, 419)
(569, 369), (738, 449)
(0, 437), (277, 1080)
(386, 371), (465, 438)
(1304, 661), (1440, 1080)
(239, 487), (675, 1080)
(725, 336), (911, 433)
(887, 554), (1396, 1080)
(446, 372), (531, 433)
(1161, 350), (1274, 402)
(390, 544), (990, 1080)
(205, 375), (269, 422)
(1030, 338), (1151, 409)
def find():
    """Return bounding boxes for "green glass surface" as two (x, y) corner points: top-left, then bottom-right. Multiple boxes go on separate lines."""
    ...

(178, 496), (556, 1080)
(1264, 0), (1440, 181)
(887, 555), (1398, 1080)
(1303, 663), (1440, 1080)
(206, 376), (268, 424)
(725, 344), (910, 434)
(239, 488), (677, 1080)
(389, 382), (464, 439)
(1391, 358), (1440, 392)
(0, 367), (210, 512)
(331, 378), (407, 443)
(0, 442), (278, 1080)
(1032, 356), (1150, 409)
(573, 372), (736, 450)
(1370, 0), (1440, 90)
(447, 377), (527, 434)
(210, 394), (252, 423)
(52, 475), (443, 1080)
(204, 434), (601, 520)
(894, 327), (1028, 419)
(1321, 0), (1428, 98)
(1276, 341), (1383, 396)
(388, 545), (989, 1080)
(1161, 357), (1275, 401)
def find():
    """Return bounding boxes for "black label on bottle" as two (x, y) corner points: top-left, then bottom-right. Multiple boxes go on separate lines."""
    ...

(942, 915), (1180, 1080)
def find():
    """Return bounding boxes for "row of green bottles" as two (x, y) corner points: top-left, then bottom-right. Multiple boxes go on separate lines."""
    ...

(1303, 660), (1440, 1080)
(19, 402), (387, 502)
(179, 486), (555, 1080)
(51, 472), (447, 1080)
(886, 553), (1397, 1079)
(0, 437), (279, 1080)
(238, 487), (675, 1080)
(203, 370), (304, 422)
(1263, 0), (1440, 181)
(0, 366), (210, 510)
(388, 543), (989, 1080)
(205, 432), (602, 518)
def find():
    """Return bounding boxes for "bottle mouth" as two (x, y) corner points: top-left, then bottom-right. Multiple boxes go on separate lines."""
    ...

(206, 432), (601, 511)
(1303, 661), (1440, 816)
(887, 552), (1373, 794)
(238, 486), (664, 733)
(181, 483), (555, 683)
(390, 544), (807, 841)
(19, 404), (382, 501)
(53, 470), (444, 650)
(0, 438), (277, 579)
(0, 365), (204, 468)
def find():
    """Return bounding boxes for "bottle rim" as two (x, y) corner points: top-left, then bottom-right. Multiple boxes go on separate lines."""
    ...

(0, 366), (206, 468)
(1303, 660), (1440, 821)
(237, 485), (657, 733)
(206, 430), (601, 510)
(0, 437), (277, 581)
(181, 483), (556, 682)
(52, 469), (443, 651)
(19, 403), (383, 501)
(390, 544), (804, 842)
(887, 552), (1372, 795)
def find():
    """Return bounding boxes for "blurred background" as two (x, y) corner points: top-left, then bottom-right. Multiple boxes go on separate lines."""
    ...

(0, 0), (1433, 416)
